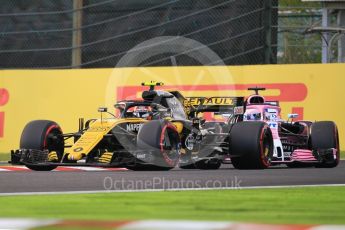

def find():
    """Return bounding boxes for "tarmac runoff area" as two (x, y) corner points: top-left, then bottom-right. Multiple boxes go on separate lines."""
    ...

(0, 161), (344, 194)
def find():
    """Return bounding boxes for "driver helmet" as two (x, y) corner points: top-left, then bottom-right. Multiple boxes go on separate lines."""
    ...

(133, 106), (152, 119)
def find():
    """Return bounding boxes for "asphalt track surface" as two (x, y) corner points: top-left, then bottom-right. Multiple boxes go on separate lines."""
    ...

(0, 161), (344, 194)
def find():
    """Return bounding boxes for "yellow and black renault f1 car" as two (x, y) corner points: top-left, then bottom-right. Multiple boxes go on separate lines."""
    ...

(10, 81), (246, 171)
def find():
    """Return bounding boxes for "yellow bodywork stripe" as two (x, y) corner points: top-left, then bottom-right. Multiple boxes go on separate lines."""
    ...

(47, 151), (58, 162)
(99, 156), (113, 160)
(172, 121), (184, 134)
(66, 118), (146, 161)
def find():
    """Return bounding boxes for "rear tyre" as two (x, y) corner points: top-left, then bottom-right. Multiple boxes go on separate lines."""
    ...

(133, 120), (180, 171)
(230, 122), (273, 169)
(20, 120), (64, 171)
(311, 121), (340, 168)
(179, 164), (197, 169)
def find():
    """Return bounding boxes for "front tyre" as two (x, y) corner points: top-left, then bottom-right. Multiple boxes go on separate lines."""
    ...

(311, 121), (340, 168)
(20, 120), (64, 171)
(230, 122), (273, 169)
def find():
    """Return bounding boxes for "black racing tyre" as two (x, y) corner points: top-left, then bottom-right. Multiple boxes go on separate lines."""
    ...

(126, 164), (172, 171)
(229, 121), (273, 169)
(134, 120), (180, 171)
(179, 164), (197, 169)
(20, 120), (64, 171)
(311, 121), (340, 168)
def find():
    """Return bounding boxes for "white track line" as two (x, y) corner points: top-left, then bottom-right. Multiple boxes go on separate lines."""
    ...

(121, 220), (232, 230)
(310, 226), (345, 230)
(1, 184), (345, 196)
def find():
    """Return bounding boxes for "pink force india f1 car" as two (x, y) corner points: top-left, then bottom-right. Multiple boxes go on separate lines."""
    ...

(231, 87), (340, 169)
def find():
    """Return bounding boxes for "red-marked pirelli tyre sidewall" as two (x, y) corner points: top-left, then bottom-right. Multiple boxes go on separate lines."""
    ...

(311, 121), (340, 168)
(136, 119), (181, 170)
(230, 121), (273, 169)
(20, 120), (64, 171)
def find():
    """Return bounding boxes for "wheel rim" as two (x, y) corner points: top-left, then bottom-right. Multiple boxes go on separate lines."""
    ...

(335, 126), (340, 164)
(44, 125), (64, 160)
(260, 127), (273, 167)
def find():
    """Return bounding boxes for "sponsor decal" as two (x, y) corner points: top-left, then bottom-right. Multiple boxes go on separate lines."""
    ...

(265, 108), (279, 121)
(126, 123), (143, 132)
(266, 108), (278, 113)
(88, 126), (108, 132)
(185, 134), (196, 150)
(268, 122), (278, 129)
(73, 147), (83, 152)
(185, 97), (234, 106)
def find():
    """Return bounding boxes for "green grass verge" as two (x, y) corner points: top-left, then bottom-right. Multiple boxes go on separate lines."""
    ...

(1, 187), (345, 225)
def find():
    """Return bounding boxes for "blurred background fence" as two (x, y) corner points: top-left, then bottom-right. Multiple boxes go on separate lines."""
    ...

(275, 1), (323, 64)
(0, 0), (342, 68)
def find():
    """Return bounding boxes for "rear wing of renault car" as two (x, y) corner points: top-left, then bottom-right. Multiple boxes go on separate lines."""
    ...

(184, 96), (245, 117)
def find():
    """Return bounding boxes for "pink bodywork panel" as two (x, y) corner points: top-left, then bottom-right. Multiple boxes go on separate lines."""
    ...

(246, 103), (281, 139)
(291, 149), (317, 162)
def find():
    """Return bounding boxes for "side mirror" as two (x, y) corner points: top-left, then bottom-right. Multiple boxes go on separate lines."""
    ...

(98, 107), (108, 113)
(288, 113), (298, 119)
